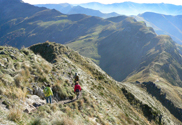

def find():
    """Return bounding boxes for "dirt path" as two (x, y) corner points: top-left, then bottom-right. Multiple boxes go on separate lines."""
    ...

(57, 98), (77, 105)
(56, 91), (82, 105)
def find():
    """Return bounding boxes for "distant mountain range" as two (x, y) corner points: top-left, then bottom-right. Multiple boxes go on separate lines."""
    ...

(36, 3), (120, 18)
(35, 2), (182, 45)
(134, 12), (182, 44)
(79, 2), (182, 15)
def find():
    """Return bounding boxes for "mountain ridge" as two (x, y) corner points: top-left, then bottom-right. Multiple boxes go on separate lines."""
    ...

(79, 2), (182, 15)
(35, 3), (120, 18)
(0, 42), (181, 124)
(135, 12), (182, 44)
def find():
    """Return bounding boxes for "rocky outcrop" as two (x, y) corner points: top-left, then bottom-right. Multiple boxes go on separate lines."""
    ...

(32, 85), (45, 99)
(24, 95), (45, 113)
(121, 87), (163, 124)
(142, 81), (182, 122)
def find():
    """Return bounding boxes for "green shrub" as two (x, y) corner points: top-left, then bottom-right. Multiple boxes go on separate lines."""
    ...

(52, 84), (74, 100)
(2, 100), (10, 109)
(59, 104), (63, 109)
(107, 116), (116, 124)
(99, 92), (104, 96)
(98, 76), (104, 80)
(37, 105), (51, 114)
(28, 118), (48, 125)
(52, 85), (68, 100)
(29, 118), (41, 125)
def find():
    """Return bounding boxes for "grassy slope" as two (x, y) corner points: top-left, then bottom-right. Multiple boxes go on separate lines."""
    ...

(123, 35), (182, 121)
(0, 42), (180, 124)
(125, 35), (182, 86)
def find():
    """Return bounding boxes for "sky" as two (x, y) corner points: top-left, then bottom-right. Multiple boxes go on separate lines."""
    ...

(22, 0), (182, 5)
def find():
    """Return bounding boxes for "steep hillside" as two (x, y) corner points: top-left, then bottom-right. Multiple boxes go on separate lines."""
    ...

(96, 16), (156, 81)
(124, 35), (182, 86)
(137, 12), (182, 44)
(0, 0), (115, 49)
(0, 0), (46, 23)
(1, 42), (181, 124)
(36, 4), (120, 18)
(122, 35), (182, 122)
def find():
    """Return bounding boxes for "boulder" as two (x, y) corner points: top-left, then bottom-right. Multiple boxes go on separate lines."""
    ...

(24, 95), (46, 113)
(27, 87), (33, 94)
(32, 86), (45, 99)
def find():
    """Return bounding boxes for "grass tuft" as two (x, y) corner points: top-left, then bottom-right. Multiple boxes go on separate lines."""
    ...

(8, 108), (23, 123)
(52, 117), (76, 125)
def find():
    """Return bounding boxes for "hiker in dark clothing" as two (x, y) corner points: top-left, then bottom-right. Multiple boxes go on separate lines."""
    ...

(74, 81), (82, 99)
(74, 73), (79, 82)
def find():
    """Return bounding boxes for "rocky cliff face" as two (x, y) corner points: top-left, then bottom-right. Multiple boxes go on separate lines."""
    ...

(142, 81), (182, 121)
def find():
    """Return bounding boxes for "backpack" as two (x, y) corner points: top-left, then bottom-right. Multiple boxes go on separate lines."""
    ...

(75, 76), (79, 81)
(44, 88), (49, 95)
(76, 89), (80, 92)
(44, 87), (52, 97)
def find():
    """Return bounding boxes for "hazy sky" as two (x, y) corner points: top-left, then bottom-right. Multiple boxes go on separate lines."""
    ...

(22, 0), (182, 5)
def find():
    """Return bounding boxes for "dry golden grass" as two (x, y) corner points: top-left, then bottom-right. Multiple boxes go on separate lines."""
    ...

(14, 75), (23, 87)
(51, 103), (58, 112)
(18, 68), (31, 84)
(41, 62), (52, 74)
(24, 68), (31, 78)
(77, 99), (84, 109)
(4, 87), (27, 101)
(0, 82), (5, 94)
(34, 64), (43, 75)
(55, 79), (64, 86)
(16, 88), (27, 101)
(117, 112), (136, 125)
(8, 108), (23, 123)
(52, 116), (83, 125)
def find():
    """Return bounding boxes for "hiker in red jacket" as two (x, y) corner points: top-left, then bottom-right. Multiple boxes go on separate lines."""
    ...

(74, 81), (82, 99)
